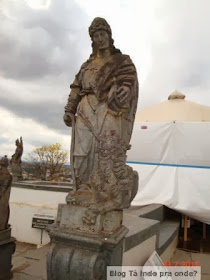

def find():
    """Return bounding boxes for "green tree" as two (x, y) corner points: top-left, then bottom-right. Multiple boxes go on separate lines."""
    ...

(28, 143), (68, 180)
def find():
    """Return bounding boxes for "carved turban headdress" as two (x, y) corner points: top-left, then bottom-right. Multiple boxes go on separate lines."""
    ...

(89, 17), (112, 38)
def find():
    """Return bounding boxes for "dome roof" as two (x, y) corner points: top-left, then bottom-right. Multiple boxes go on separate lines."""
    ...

(168, 90), (185, 100)
(135, 90), (210, 122)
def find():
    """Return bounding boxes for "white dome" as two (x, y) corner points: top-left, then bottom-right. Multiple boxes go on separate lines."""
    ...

(135, 90), (210, 122)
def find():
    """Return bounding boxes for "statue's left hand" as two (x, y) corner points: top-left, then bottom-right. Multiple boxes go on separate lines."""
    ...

(115, 85), (130, 105)
(63, 112), (75, 127)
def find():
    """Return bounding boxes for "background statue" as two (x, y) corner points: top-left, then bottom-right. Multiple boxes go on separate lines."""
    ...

(11, 137), (23, 164)
(0, 155), (12, 230)
(64, 17), (138, 216)
(10, 137), (23, 181)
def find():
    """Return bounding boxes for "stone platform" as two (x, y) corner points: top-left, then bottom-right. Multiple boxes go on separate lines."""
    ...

(12, 242), (210, 280)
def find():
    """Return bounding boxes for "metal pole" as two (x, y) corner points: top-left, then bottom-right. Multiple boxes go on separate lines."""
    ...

(41, 229), (43, 245)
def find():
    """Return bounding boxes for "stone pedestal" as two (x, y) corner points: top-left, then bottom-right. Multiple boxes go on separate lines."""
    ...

(47, 203), (128, 280)
(0, 227), (16, 280)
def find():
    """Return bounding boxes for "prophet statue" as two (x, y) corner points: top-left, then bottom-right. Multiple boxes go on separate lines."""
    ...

(64, 17), (138, 214)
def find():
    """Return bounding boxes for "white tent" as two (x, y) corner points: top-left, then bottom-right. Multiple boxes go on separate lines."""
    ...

(135, 90), (210, 122)
(128, 91), (210, 224)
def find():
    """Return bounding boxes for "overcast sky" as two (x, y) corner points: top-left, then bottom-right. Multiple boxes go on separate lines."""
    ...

(1, 0), (210, 159)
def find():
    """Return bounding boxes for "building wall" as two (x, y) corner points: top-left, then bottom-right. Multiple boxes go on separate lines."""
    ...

(9, 186), (67, 245)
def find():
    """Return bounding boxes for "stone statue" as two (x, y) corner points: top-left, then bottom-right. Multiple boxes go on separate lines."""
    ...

(0, 156), (12, 230)
(64, 17), (138, 217)
(0, 156), (16, 280)
(47, 18), (139, 279)
(10, 137), (23, 181)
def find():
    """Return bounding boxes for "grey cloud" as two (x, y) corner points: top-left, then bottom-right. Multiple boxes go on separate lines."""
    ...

(1, 0), (210, 143)
(0, 139), (7, 145)
(179, 62), (210, 89)
(0, 95), (69, 134)
(141, 0), (210, 107)
(0, 0), (90, 81)
(0, 0), (92, 134)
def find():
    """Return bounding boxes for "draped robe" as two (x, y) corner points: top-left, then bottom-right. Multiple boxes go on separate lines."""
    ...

(65, 52), (138, 186)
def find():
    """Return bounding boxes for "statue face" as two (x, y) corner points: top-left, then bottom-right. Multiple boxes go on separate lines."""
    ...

(92, 30), (110, 50)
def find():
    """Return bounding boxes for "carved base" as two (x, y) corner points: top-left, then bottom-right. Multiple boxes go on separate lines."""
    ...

(47, 225), (127, 280)
(56, 203), (123, 234)
(47, 203), (128, 280)
(0, 228), (16, 280)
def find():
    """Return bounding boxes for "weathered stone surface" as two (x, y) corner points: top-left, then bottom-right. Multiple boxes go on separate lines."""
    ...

(10, 137), (23, 181)
(47, 17), (139, 280)
(56, 203), (123, 234)
(0, 158), (16, 279)
(47, 225), (127, 280)
(63, 17), (138, 215)
(0, 156), (13, 231)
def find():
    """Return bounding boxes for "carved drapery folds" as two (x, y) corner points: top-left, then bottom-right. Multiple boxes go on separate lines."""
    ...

(67, 130), (138, 226)
(47, 17), (139, 280)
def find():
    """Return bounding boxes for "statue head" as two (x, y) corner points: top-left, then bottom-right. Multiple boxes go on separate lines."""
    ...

(0, 155), (9, 168)
(89, 17), (112, 39)
(88, 17), (120, 59)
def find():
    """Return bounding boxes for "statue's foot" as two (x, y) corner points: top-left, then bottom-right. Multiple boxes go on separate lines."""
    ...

(65, 191), (77, 203)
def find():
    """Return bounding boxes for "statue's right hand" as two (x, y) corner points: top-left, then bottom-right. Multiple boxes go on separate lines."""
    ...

(63, 113), (74, 127)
